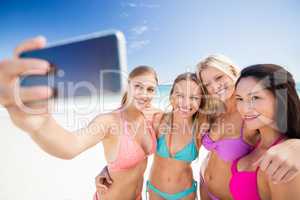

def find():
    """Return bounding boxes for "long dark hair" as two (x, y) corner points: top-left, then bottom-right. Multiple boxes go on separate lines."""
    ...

(235, 64), (300, 139)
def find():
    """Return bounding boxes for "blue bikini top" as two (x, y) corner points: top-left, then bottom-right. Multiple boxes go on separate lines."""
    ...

(156, 121), (198, 163)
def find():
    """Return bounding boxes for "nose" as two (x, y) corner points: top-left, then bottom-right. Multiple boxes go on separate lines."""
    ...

(211, 81), (222, 94)
(139, 88), (152, 100)
(179, 96), (191, 109)
(240, 99), (255, 115)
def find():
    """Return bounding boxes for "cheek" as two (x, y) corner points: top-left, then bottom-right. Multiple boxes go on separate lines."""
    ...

(236, 101), (245, 115)
(208, 87), (214, 94)
(193, 100), (201, 109)
(258, 101), (276, 120)
(146, 93), (155, 102)
(170, 97), (178, 107)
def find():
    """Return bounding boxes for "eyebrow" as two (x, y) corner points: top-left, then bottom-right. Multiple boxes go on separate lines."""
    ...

(235, 91), (260, 97)
(214, 74), (222, 78)
(134, 81), (156, 87)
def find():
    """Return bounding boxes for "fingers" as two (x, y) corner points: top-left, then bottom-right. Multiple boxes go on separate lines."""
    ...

(105, 173), (113, 184)
(20, 86), (53, 102)
(14, 36), (46, 57)
(271, 165), (290, 184)
(0, 58), (50, 80)
(0, 57), (52, 107)
(254, 154), (272, 172)
(282, 168), (299, 183)
(95, 176), (108, 190)
(96, 183), (108, 190)
(265, 160), (281, 178)
(256, 149), (300, 184)
(0, 84), (53, 107)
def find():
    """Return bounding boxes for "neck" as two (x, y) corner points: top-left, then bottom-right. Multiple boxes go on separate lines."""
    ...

(224, 94), (237, 115)
(258, 125), (282, 149)
(123, 103), (143, 122)
(173, 112), (193, 125)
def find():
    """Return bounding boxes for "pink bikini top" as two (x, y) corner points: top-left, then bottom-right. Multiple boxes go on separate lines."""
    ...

(229, 135), (285, 200)
(107, 111), (157, 172)
(201, 122), (254, 162)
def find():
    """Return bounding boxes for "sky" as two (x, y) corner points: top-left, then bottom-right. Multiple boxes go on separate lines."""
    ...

(0, 0), (299, 84)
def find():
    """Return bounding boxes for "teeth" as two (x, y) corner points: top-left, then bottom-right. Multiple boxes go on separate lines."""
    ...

(179, 108), (191, 112)
(216, 88), (226, 95)
(137, 99), (146, 104)
(245, 115), (259, 119)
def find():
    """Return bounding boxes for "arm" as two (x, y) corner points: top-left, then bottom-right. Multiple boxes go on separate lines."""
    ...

(0, 36), (115, 160)
(254, 139), (300, 183)
(151, 112), (164, 138)
(267, 170), (300, 200)
(29, 113), (113, 159)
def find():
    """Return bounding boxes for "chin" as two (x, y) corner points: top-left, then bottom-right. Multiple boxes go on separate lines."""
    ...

(135, 102), (148, 111)
(175, 110), (194, 119)
(244, 120), (264, 131)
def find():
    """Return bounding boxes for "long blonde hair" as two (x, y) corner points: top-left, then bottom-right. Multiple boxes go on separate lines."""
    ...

(196, 54), (240, 82)
(196, 54), (240, 126)
(121, 65), (158, 105)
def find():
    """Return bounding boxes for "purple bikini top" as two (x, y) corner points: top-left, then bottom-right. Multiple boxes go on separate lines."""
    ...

(201, 123), (254, 162)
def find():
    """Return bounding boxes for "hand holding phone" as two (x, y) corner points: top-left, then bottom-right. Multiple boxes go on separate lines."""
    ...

(19, 31), (127, 99)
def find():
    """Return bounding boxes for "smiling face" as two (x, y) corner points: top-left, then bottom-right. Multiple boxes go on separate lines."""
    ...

(127, 74), (157, 111)
(235, 77), (276, 130)
(170, 79), (202, 119)
(200, 67), (235, 102)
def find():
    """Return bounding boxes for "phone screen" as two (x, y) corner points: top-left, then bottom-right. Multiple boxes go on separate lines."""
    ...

(20, 32), (126, 98)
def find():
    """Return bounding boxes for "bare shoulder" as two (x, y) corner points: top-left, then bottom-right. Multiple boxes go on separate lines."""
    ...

(91, 111), (118, 124)
(143, 106), (163, 121)
(88, 110), (121, 136)
(152, 111), (166, 124)
(151, 111), (165, 132)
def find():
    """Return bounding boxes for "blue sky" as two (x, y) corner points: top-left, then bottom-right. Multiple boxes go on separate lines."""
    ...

(0, 0), (299, 83)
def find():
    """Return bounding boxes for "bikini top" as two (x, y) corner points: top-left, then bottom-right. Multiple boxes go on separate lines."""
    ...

(201, 121), (254, 162)
(229, 135), (285, 200)
(156, 121), (198, 163)
(107, 111), (157, 172)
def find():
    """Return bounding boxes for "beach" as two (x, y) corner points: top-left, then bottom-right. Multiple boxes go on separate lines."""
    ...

(1, 83), (300, 199)
(0, 85), (208, 200)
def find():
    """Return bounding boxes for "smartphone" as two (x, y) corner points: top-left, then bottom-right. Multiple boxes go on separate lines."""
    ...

(19, 31), (127, 99)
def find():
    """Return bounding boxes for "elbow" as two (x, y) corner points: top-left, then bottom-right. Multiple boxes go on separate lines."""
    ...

(54, 151), (78, 160)
(60, 154), (76, 160)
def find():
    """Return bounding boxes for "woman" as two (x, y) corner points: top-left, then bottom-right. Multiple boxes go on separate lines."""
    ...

(96, 72), (205, 200)
(0, 36), (159, 200)
(230, 64), (300, 199)
(197, 54), (300, 200)
(146, 72), (205, 200)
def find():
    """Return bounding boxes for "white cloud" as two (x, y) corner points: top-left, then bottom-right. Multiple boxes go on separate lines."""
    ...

(120, 12), (129, 18)
(129, 40), (150, 50)
(122, 2), (160, 9)
(131, 25), (149, 35)
(139, 3), (160, 8)
(121, 2), (137, 8)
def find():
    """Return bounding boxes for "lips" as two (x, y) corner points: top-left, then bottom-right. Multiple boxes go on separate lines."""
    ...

(177, 107), (193, 114)
(215, 86), (228, 95)
(244, 114), (261, 121)
(135, 98), (149, 107)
